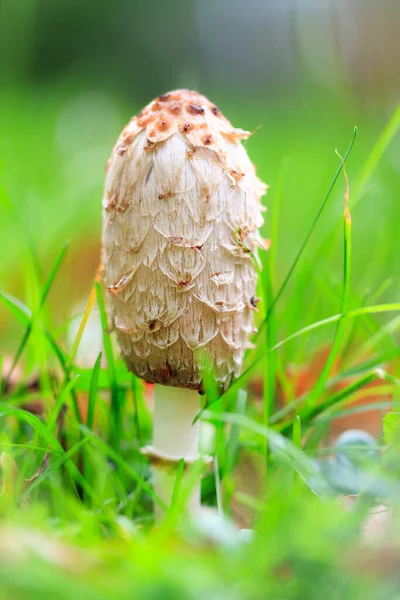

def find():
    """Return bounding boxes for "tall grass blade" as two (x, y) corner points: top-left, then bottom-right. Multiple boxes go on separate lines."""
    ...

(0, 403), (91, 498)
(69, 263), (102, 365)
(256, 127), (357, 339)
(169, 458), (185, 514)
(202, 410), (331, 499)
(214, 456), (223, 517)
(225, 303), (400, 399)
(131, 375), (143, 446)
(80, 425), (166, 510)
(20, 437), (91, 499)
(87, 353), (102, 430)
(261, 161), (286, 462)
(306, 149), (352, 408)
(3, 242), (69, 388)
(352, 103), (400, 207)
(278, 369), (387, 434)
(0, 291), (31, 326)
(95, 282), (120, 451)
(47, 374), (81, 432)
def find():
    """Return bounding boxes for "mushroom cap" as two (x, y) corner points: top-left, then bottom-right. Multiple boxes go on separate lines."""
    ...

(102, 90), (267, 391)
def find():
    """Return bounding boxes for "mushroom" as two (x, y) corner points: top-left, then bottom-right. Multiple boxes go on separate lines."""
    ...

(102, 90), (267, 518)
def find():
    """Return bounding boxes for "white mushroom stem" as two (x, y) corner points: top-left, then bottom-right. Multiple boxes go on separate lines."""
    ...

(149, 386), (202, 520)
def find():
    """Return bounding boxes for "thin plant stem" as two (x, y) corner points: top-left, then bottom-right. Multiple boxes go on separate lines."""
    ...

(305, 149), (352, 409)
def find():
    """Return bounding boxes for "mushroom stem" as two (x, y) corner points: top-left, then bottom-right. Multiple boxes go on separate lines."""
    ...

(151, 386), (202, 520)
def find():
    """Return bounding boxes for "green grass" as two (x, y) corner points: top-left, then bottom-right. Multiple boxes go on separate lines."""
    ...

(1, 83), (400, 598)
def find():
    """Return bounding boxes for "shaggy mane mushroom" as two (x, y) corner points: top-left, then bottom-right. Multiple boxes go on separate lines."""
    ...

(102, 89), (267, 519)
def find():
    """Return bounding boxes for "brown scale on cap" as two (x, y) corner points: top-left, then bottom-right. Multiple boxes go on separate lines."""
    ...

(187, 104), (205, 115)
(105, 191), (118, 211)
(114, 89), (251, 168)
(158, 93), (172, 102)
(157, 120), (170, 132)
(168, 103), (182, 115)
(230, 170), (245, 183)
(137, 114), (153, 129)
(115, 130), (135, 155)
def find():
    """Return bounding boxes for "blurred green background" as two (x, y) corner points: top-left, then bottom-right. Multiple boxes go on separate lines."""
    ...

(0, 0), (399, 355)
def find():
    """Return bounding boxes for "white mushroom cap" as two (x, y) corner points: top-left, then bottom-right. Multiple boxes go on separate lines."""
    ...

(102, 90), (267, 391)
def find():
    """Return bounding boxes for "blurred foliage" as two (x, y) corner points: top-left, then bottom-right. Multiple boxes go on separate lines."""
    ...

(0, 492), (396, 600)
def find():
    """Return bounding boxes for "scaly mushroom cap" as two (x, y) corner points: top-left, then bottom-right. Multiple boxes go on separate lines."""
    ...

(102, 90), (267, 391)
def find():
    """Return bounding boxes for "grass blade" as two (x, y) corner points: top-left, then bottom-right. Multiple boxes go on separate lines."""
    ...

(256, 127), (357, 339)
(213, 456), (223, 517)
(3, 242), (69, 388)
(306, 149), (352, 408)
(0, 290), (81, 418)
(131, 375), (143, 446)
(224, 302), (400, 400)
(87, 353), (102, 430)
(95, 282), (120, 451)
(169, 458), (185, 514)
(352, 103), (400, 207)
(0, 291), (32, 326)
(270, 346), (400, 426)
(68, 263), (102, 365)
(80, 424), (166, 510)
(293, 415), (302, 448)
(277, 369), (386, 435)
(0, 403), (90, 499)
(260, 161), (286, 462)
(202, 410), (331, 499)
(20, 437), (91, 499)
(47, 375), (81, 432)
